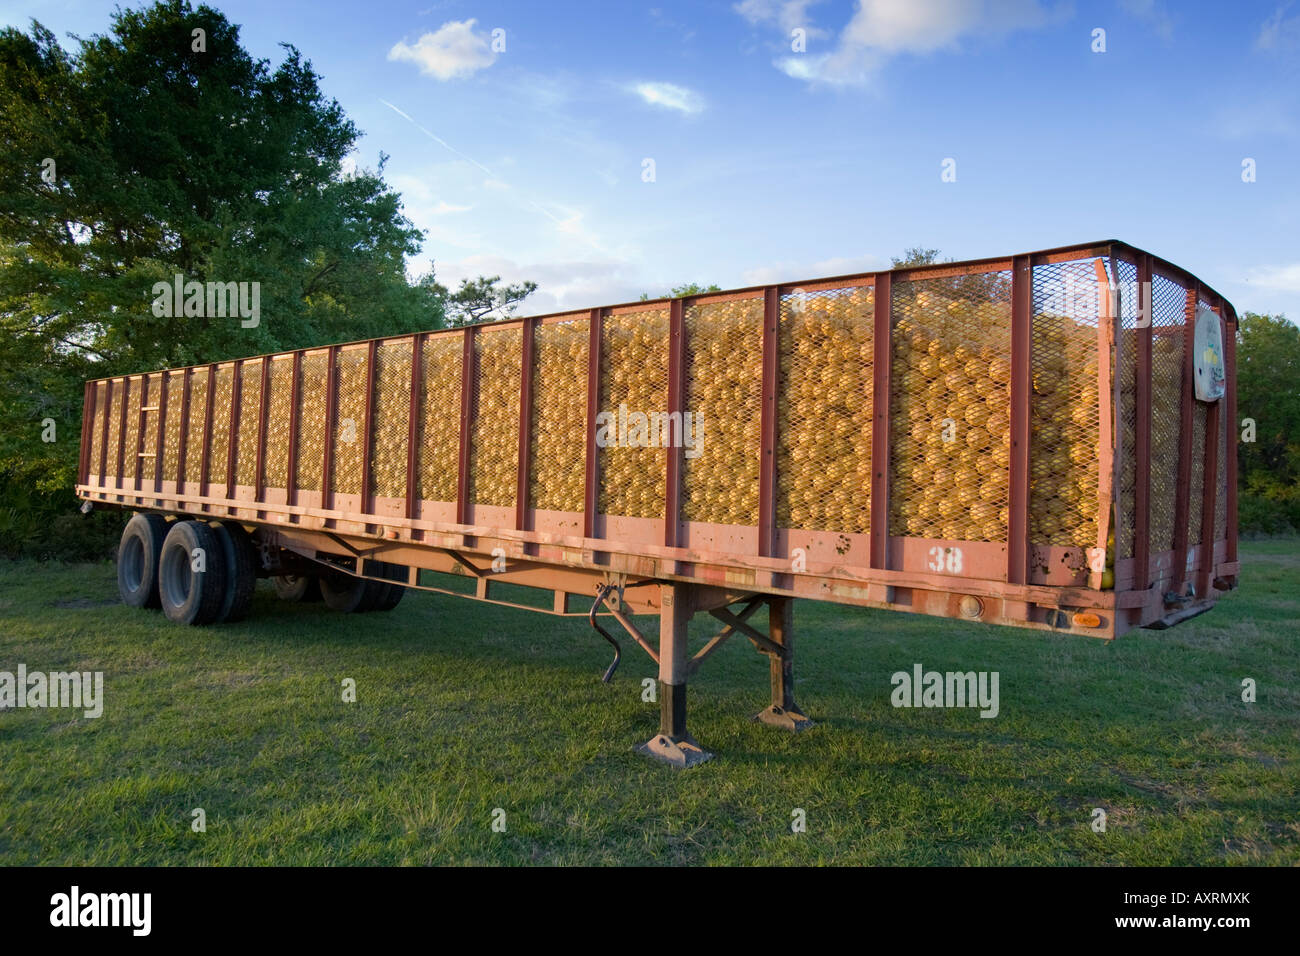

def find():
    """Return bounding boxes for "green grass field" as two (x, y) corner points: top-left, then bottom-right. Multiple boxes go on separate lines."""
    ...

(1, 540), (1296, 866)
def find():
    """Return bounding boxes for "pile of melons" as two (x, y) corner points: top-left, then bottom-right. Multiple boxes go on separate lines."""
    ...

(1027, 313), (1101, 548)
(776, 288), (875, 532)
(598, 309), (669, 519)
(368, 344), (413, 499)
(529, 320), (589, 512)
(416, 337), (463, 502)
(469, 329), (522, 506)
(682, 299), (764, 525)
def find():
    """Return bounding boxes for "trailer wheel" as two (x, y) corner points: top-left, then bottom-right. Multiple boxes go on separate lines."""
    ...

(213, 522), (258, 623)
(157, 521), (228, 626)
(371, 582), (405, 612)
(117, 513), (168, 609)
(368, 562), (406, 612)
(319, 572), (386, 613)
(273, 574), (321, 603)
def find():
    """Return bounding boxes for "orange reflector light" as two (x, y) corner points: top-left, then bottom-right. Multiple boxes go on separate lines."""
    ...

(1072, 612), (1102, 628)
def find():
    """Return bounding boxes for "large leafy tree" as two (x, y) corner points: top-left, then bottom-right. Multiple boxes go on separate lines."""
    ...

(0, 1), (464, 556)
(1234, 312), (1300, 532)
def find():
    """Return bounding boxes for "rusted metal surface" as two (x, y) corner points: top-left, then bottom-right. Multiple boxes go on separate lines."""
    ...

(76, 240), (1239, 639)
(582, 308), (602, 540)
(869, 272), (891, 574)
(1007, 255), (1031, 596)
(757, 286), (779, 559)
(1134, 253), (1153, 595)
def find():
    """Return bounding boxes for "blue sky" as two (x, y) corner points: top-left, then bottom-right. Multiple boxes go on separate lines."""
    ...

(4, 0), (1299, 318)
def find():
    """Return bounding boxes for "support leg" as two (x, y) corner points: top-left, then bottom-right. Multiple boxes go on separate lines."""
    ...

(753, 596), (813, 732)
(637, 584), (713, 768)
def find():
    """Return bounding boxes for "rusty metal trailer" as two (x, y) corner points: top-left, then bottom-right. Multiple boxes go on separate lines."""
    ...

(76, 239), (1239, 766)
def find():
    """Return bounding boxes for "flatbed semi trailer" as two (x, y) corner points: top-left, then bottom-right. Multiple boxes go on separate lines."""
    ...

(76, 239), (1239, 765)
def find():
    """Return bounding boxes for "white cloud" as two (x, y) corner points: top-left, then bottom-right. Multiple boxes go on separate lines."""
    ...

(429, 200), (472, 214)
(1246, 262), (1300, 293)
(631, 81), (705, 114)
(742, 0), (1059, 87)
(1257, 4), (1300, 49)
(1119, 0), (1175, 39)
(735, 0), (829, 38)
(434, 255), (649, 313)
(388, 19), (497, 80)
(741, 252), (886, 285)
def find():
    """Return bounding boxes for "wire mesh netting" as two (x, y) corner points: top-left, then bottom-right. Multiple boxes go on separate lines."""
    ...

(235, 360), (263, 487)
(1028, 261), (1103, 549)
(121, 377), (142, 482)
(105, 384), (123, 480)
(468, 325), (522, 508)
(682, 297), (764, 526)
(294, 351), (328, 492)
(775, 286), (873, 532)
(161, 372), (184, 482)
(89, 382), (107, 476)
(370, 341), (413, 499)
(599, 308), (669, 519)
(1115, 259), (1139, 559)
(889, 272), (1012, 542)
(139, 374), (160, 483)
(184, 369), (208, 485)
(417, 335), (462, 503)
(528, 318), (589, 513)
(263, 357), (293, 490)
(1150, 275), (1187, 554)
(206, 365), (234, 487)
(330, 348), (367, 497)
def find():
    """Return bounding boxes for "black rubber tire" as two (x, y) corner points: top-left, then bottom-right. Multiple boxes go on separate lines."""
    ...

(371, 582), (405, 612)
(319, 572), (386, 613)
(273, 573), (321, 602)
(157, 520), (228, 626)
(213, 522), (257, 623)
(117, 513), (168, 609)
(368, 562), (406, 612)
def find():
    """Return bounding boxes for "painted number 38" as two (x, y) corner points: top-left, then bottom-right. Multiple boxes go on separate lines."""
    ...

(928, 546), (963, 573)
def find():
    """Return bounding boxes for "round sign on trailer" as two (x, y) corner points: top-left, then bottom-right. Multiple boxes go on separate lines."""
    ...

(1192, 305), (1226, 402)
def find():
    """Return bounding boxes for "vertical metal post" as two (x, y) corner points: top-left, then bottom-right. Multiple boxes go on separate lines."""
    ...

(175, 367), (192, 495)
(1007, 256), (1032, 606)
(255, 358), (270, 507)
(637, 583), (711, 768)
(78, 381), (94, 486)
(515, 318), (537, 531)
(115, 377), (130, 491)
(133, 374), (149, 493)
(199, 364), (217, 509)
(286, 351), (302, 508)
(665, 298), (685, 550)
(406, 334), (424, 523)
(753, 596), (812, 731)
(870, 273), (892, 576)
(1172, 286), (1197, 594)
(359, 340), (378, 518)
(321, 347), (340, 515)
(583, 309), (602, 539)
(225, 362), (242, 502)
(757, 286), (780, 559)
(98, 379), (113, 485)
(456, 328), (475, 527)
(1133, 254), (1153, 594)
(1092, 259), (1115, 590)
(153, 371), (169, 494)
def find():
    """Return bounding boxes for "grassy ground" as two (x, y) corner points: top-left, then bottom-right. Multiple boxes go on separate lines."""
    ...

(0, 541), (1296, 866)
